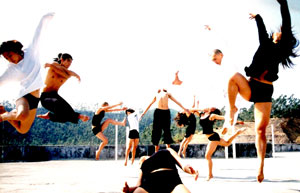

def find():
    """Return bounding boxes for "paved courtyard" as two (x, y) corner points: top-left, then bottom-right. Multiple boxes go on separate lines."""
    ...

(0, 152), (299, 193)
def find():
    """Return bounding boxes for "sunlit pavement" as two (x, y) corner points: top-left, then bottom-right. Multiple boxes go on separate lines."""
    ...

(0, 152), (299, 193)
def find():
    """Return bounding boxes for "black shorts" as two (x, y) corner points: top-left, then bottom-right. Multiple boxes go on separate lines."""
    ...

(23, 93), (39, 110)
(140, 170), (183, 193)
(92, 124), (103, 135)
(152, 109), (173, 145)
(129, 130), (139, 139)
(249, 78), (274, 103)
(208, 132), (220, 141)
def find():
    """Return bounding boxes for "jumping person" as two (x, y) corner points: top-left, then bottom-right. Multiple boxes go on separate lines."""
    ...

(140, 89), (189, 152)
(227, 0), (298, 182)
(174, 96), (198, 158)
(122, 148), (198, 193)
(0, 13), (54, 134)
(197, 107), (245, 181)
(37, 53), (89, 123)
(124, 108), (140, 166)
(92, 102), (127, 160)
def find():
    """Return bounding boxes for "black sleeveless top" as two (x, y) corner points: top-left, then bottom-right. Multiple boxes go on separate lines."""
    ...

(186, 113), (196, 130)
(92, 110), (105, 127)
(199, 113), (215, 134)
(141, 150), (181, 174)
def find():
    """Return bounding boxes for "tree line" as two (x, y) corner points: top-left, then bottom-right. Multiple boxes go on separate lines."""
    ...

(0, 94), (299, 146)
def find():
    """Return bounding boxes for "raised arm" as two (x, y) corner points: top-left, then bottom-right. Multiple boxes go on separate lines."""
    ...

(140, 97), (156, 119)
(30, 13), (55, 56)
(249, 13), (269, 44)
(278, 0), (291, 34)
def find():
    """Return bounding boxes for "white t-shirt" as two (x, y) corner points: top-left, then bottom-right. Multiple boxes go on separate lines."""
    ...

(0, 13), (53, 99)
(127, 112), (139, 132)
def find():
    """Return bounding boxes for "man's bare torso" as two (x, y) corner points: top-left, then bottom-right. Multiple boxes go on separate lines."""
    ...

(43, 67), (69, 92)
(156, 89), (170, 110)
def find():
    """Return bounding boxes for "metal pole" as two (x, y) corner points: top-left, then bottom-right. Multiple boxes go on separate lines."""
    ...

(232, 126), (236, 159)
(271, 124), (276, 158)
(115, 122), (118, 161)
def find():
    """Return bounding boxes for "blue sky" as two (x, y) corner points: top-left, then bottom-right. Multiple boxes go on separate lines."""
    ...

(1, 0), (299, 111)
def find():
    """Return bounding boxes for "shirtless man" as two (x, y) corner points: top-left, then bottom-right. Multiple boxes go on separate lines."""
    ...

(37, 53), (89, 123)
(140, 89), (189, 152)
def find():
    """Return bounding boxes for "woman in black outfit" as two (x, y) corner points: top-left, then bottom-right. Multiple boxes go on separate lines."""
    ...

(122, 148), (198, 193)
(227, 0), (299, 183)
(92, 102), (126, 160)
(193, 107), (244, 181)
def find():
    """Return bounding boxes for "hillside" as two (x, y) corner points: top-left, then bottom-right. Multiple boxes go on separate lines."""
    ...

(190, 118), (300, 144)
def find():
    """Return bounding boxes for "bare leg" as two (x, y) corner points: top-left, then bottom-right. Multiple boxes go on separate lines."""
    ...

(254, 102), (272, 183)
(205, 141), (219, 181)
(95, 132), (108, 160)
(219, 128), (246, 147)
(101, 119), (125, 132)
(1, 97), (36, 134)
(178, 138), (186, 157)
(182, 135), (193, 158)
(227, 73), (251, 125)
(125, 140), (133, 166)
(131, 139), (139, 165)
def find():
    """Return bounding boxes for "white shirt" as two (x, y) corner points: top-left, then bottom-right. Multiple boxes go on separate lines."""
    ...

(127, 112), (139, 132)
(0, 13), (53, 99)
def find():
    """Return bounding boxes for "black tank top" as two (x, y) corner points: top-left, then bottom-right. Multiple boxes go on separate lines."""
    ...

(186, 113), (196, 130)
(141, 150), (181, 175)
(92, 110), (105, 126)
(199, 113), (215, 134)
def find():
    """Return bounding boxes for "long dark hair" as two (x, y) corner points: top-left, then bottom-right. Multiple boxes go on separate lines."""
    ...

(53, 53), (73, 64)
(174, 112), (188, 127)
(271, 27), (299, 68)
(0, 40), (24, 57)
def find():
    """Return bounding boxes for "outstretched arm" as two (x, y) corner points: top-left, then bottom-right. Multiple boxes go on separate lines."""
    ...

(168, 93), (189, 114)
(140, 97), (156, 120)
(209, 114), (225, 121)
(167, 148), (199, 181)
(105, 102), (126, 112)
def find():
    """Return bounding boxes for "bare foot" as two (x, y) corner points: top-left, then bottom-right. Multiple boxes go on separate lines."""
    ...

(124, 159), (128, 166)
(79, 114), (89, 122)
(229, 106), (238, 125)
(257, 172), (264, 183)
(95, 150), (101, 160)
(37, 112), (50, 119)
(206, 175), (213, 181)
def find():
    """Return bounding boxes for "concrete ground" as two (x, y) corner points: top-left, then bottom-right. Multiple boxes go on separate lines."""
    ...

(0, 152), (299, 193)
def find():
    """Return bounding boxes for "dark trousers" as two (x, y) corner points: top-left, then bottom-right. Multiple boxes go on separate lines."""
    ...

(40, 91), (79, 123)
